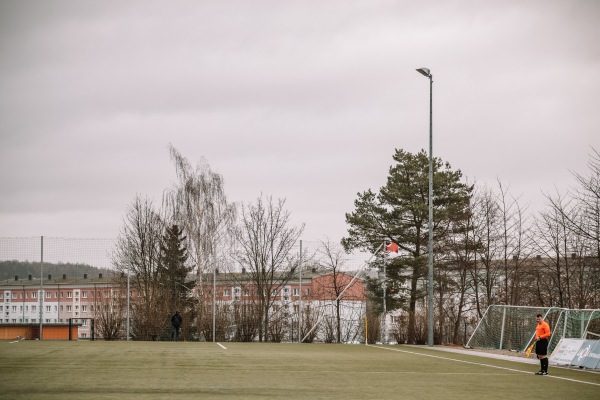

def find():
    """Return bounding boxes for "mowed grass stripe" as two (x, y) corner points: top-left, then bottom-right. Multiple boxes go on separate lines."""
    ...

(0, 341), (598, 400)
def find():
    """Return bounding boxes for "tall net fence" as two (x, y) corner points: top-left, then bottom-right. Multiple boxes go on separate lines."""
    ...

(466, 305), (600, 354)
(0, 237), (375, 342)
(0, 237), (118, 276)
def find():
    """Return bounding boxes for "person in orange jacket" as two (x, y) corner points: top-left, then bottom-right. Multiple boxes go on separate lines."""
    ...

(534, 314), (551, 375)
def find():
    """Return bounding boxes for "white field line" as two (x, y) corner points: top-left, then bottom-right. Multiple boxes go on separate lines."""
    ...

(369, 345), (600, 387)
(217, 342), (227, 350)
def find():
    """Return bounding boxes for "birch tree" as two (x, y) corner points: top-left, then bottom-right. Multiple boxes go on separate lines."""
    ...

(164, 145), (236, 286)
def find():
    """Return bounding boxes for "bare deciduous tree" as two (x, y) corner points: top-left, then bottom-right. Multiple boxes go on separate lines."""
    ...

(112, 195), (167, 340)
(236, 195), (304, 342)
(93, 284), (127, 340)
(547, 147), (600, 260)
(471, 185), (503, 315)
(314, 239), (349, 343)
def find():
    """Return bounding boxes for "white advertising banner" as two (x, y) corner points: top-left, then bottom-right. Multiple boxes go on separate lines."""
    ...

(570, 340), (597, 367)
(550, 338), (584, 365)
(580, 340), (600, 370)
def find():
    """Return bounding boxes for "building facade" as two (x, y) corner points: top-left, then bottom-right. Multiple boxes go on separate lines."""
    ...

(0, 270), (367, 342)
(0, 273), (119, 339)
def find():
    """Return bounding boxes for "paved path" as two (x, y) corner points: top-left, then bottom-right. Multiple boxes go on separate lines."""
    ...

(423, 345), (538, 364)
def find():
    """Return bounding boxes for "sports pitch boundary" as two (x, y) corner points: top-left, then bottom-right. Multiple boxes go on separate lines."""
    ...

(369, 344), (600, 387)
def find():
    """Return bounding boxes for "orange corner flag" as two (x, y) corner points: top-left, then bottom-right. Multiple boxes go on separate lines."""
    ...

(386, 242), (399, 253)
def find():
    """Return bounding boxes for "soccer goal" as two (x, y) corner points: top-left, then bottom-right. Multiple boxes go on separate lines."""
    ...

(466, 305), (600, 354)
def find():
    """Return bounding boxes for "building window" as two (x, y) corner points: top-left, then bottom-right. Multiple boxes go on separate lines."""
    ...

(32, 305), (37, 312)
(67, 292), (72, 299)
(12, 306), (17, 312)
(305, 289), (310, 296)
(283, 288), (289, 294)
(293, 288), (299, 296)
(12, 293), (17, 299)
(46, 306), (51, 312)
(46, 292), (51, 298)
(244, 289), (250, 296)
(32, 292), (37, 299)
(82, 305), (87, 313)
(82, 291), (87, 298)
(223, 289), (230, 296)
(67, 305), (72, 312)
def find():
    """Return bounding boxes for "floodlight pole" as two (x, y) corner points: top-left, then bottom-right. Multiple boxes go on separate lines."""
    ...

(213, 262), (216, 343)
(382, 241), (387, 344)
(40, 236), (44, 340)
(416, 67), (434, 347)
(127, 274), (130, 340)
(298, 239), (302, 343)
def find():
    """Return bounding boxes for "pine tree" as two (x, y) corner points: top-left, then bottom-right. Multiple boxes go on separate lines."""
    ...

(158, 224), (190, 310)
(343, 149), (472, 344)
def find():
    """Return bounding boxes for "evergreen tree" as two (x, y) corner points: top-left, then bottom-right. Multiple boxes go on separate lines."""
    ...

(158, 224), (190, 310)
(342, 149), (472, 344)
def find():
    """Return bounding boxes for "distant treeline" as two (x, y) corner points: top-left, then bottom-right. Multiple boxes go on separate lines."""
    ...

(0, 260), (113, 281)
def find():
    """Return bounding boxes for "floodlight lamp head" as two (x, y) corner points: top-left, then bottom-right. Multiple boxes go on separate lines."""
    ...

(416, 68), (431, 78)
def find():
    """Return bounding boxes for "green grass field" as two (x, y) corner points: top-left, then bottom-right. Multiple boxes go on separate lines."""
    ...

(1, 341), (598, 400)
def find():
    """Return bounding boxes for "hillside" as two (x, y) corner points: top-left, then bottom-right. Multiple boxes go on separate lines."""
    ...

(0, 260), (113, 281)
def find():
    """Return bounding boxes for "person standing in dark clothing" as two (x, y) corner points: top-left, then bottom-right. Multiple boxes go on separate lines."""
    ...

(171, 311), (182, 341)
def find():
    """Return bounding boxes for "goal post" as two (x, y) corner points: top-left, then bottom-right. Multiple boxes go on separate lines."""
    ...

(466, 305), (600, 354)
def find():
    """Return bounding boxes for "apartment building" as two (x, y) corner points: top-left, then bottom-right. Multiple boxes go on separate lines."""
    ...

(0, 269), (367, 341)
(200, 269), (367, 342)
(0, 273), (119, 339)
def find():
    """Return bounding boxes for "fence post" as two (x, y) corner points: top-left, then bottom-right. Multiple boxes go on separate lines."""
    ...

(499, 306), (506, 350)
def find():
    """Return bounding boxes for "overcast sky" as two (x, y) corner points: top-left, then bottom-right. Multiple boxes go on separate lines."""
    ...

(1, 0), (599, 245)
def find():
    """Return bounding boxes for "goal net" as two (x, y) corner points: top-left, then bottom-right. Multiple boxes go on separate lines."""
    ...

(466, 305), (600, 354)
